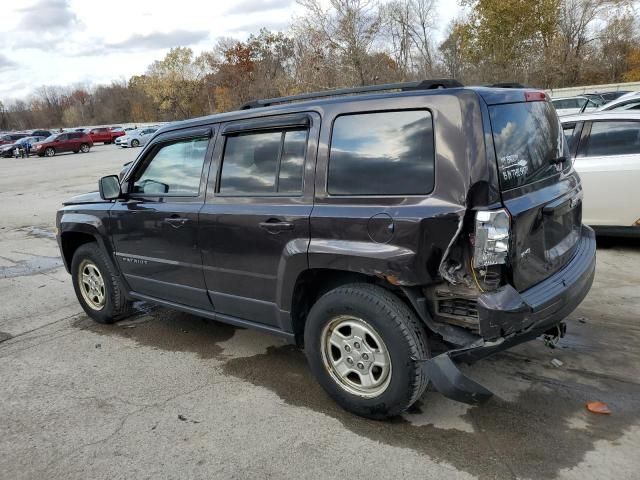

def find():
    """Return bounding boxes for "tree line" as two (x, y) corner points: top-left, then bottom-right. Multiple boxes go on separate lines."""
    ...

(1, 0), (638, 130)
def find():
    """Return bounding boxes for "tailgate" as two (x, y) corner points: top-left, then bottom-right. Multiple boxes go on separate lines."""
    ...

(489, 99), (583, 291)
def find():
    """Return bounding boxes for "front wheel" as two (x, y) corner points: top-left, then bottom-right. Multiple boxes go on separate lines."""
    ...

(304, 283), (429, 419)
(71, 243), (132, 324)
(80, 143), (90, 153)
(131, 139), (140, 147)
(44, 147), (55, 157)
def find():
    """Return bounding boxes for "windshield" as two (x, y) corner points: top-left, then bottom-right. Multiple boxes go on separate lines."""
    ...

(42, 135), (58, 142)
(490, 101), (568, 191)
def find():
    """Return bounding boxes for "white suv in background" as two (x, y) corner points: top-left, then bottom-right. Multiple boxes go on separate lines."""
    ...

(551, 96), (601, 116)
(561, 111), (640, 236)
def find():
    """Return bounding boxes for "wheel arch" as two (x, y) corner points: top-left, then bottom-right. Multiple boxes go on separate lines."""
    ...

(288, 268), (415, 347)
(58, 214), (118, 276)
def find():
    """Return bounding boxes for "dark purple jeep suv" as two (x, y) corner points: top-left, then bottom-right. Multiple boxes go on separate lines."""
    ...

(56, 80), (595, 418)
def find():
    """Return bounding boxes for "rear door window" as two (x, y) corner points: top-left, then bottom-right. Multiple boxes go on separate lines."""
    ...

(580, 121), (640, 157)
(328, 110), (434, 195)
(616, 100), (640, 111)
(489, 101), (567, 190)
(218, 129), (307, 196)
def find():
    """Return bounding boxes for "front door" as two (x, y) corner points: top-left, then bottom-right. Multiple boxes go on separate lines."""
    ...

(110, 128), (214, 309)
(199, 113), (319, 328)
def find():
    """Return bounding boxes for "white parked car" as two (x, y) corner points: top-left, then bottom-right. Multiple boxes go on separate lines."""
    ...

(561, 111), (640, 236)
(114, 127), (158, 148)
(551, 96), (601, 116)
(596, 91), (640, 112)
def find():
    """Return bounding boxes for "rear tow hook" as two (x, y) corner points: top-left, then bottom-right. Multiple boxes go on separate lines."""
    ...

(542, 322), (567, 349)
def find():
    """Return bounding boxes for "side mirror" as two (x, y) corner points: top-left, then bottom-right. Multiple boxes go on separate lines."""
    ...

(99, 175), (121, 200)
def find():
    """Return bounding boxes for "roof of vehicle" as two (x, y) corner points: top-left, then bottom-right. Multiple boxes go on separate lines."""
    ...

(551, 95), (589, 101)
(154, 82), (546, 136)
(560, 111), (640, 123)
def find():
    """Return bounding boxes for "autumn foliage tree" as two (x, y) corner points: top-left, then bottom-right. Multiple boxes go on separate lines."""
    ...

(1, 0), (639, 129)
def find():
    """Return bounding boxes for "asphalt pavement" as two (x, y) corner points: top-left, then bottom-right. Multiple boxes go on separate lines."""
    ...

(1, 144), (639, 479)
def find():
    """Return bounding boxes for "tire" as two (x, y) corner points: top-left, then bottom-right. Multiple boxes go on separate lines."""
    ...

(44, 147), (55, 157)
(71, 243), (132, 324)
(304, 283), (429, 419)
(80, 143), (90, 153)
(131, 139), (140, 147)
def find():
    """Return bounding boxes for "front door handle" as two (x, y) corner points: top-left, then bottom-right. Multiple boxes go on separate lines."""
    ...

(164, 216), (190, 228)
(259, 219), (294, 233)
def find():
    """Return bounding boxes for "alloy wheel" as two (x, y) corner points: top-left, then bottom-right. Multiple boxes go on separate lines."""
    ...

(321, 315), (392, 398)
(78, 260), (106, 310)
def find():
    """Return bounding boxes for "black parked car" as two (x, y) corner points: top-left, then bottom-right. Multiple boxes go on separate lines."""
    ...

(0, 135), (46, 157)
(30, 129), (52, 138)
(56, 80), (596, 419)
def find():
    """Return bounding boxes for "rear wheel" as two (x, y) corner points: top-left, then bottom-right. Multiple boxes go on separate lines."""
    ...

(131, 139), (140, 147)
(71, 243), (132, 324)
(80, 143), (90, 153)
(304, 283), (429, 419)
(44, 147), (55, 157)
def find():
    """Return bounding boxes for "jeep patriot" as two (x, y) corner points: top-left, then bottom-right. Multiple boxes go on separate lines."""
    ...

(56, 80), (596, 419)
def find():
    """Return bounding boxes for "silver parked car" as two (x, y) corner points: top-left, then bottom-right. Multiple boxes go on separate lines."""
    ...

(596, 91), (640, 112)
(115, 127), (158, 148)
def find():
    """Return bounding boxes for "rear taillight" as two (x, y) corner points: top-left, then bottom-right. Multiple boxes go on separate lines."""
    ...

(473, 209), (511, 268)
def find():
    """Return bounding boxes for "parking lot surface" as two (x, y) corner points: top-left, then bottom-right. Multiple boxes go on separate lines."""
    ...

(1, 145), (639, 479)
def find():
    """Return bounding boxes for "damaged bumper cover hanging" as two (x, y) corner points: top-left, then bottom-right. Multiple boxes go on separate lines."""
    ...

(414, 226), (596, 405)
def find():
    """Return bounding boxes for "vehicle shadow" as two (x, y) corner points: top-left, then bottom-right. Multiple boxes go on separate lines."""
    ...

(73, 304), (640, 479)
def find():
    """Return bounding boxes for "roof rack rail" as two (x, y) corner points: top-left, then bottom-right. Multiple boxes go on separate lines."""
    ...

(240, 79), (464, 109)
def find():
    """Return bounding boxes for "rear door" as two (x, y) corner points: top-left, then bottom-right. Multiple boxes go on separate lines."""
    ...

(68, 132), (81, 151)
(573, 119), (640, 226)
(55, 134), (71, 152)
(198, 113), (318, 328)
(489, 98), (582, 291)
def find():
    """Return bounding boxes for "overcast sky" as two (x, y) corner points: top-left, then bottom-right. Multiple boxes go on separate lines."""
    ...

(0, 0), (461, 102)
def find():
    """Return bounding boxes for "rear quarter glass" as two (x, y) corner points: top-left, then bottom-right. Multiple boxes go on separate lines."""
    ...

(490, 101), (568, 190)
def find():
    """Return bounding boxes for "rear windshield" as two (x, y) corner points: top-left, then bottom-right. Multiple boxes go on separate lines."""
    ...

(490, 101), (567, 190)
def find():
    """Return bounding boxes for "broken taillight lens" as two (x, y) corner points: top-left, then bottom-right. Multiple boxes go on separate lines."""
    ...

(473, 209), (510, 268)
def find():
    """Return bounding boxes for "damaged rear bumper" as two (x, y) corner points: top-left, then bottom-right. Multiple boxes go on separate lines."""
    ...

(423, 225), (596, 404)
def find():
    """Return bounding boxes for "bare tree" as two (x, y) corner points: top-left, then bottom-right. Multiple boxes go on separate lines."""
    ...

(557, 0), (627, 85)
(385, 0), (438, 77)
(297, 0), (385, 86)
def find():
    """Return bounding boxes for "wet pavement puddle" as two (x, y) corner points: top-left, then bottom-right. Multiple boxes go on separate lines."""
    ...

(74, 308), (640, 479)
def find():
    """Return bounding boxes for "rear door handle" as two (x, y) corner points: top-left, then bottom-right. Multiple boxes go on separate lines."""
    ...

(259, 220), (294, 233)
(164, 216), (190, 228)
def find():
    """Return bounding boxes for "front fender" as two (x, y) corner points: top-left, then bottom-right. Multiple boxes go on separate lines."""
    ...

(57, 211), (117, 275)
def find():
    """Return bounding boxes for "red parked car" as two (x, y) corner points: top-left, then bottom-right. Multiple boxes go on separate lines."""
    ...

(32, 132), (93, 157)
(88, 127), (125, 144)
